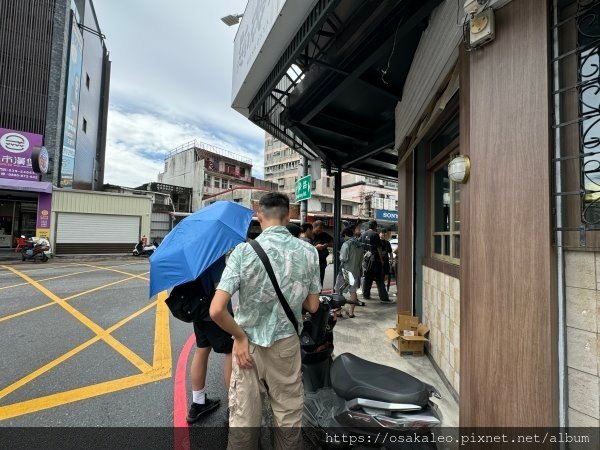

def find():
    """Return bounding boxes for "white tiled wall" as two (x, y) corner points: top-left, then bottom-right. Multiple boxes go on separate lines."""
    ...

(564, 251), (600, 426)
(423, 266), (460, 393)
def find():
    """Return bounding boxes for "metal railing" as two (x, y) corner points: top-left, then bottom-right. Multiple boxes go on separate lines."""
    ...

(552, 0), (600, 248)
(166, 139), (253, 165)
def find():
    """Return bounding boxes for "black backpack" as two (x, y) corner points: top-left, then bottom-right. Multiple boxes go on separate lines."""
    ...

(165, 278), (214, 323)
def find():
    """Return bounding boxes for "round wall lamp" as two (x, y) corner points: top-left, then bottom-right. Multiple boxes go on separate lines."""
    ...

(448, 155), (471, 183)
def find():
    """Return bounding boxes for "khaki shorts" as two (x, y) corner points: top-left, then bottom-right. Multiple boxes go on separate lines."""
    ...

(228, 335), (303, 450)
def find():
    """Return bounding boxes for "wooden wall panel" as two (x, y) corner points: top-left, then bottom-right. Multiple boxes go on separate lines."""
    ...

(397, 152), (413, 313)
(460, 0), (558, 426)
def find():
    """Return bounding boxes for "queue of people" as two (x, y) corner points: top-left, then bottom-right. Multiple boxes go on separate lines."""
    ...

(171, 193), (396, 449)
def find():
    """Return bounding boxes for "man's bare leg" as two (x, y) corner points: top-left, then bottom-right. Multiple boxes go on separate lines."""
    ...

(191, 347), (211, 391)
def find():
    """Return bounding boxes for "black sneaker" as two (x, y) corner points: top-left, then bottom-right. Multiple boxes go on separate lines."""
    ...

(186, 397), (220, 423)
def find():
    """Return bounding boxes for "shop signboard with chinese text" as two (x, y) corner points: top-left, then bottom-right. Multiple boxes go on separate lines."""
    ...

(36, 193), (52, 239)
(60, 11), (84, 188)
(295, 175), (312, 202)
(0, 128), (42, 181)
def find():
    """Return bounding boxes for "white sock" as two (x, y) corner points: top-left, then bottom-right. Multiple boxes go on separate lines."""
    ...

(192, 389), (206, 405)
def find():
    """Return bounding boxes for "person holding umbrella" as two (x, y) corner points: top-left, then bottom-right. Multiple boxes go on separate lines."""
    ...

(149, 201), (255, 424)
(166, 255), (233, 423)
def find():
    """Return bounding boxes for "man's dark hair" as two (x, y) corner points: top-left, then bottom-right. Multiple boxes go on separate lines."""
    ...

(286, 223), (301, 237)
(368, 220), (378, 230)
(301, 222), (313, 233)
(342, 227), (354, 238)
(259, 192), (290, 220)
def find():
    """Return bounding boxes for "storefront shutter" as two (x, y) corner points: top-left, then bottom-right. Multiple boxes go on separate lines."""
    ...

(56, 213), (140, 244)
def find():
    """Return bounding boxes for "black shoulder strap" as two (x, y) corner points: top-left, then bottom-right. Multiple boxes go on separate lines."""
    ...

(248, 239), (299, 335)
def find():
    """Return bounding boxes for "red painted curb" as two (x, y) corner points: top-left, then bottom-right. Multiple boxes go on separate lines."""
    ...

(173, 333), (196, 450)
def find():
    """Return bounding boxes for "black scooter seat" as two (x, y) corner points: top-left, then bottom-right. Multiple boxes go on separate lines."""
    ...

(330, 353), (430, 407)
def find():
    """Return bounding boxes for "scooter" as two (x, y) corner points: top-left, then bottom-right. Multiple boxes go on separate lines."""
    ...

(301, 293), (442, 449)
(132, 240), (157, 257)
(21, 237), (52, 262)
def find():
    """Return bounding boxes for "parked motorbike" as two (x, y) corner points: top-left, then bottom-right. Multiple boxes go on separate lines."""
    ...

(132, 240), (157, 257)
(21, 236), (52, 262)
(301, 293), (442, 449)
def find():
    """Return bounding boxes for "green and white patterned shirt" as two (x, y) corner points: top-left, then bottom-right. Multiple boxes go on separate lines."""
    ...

(217, 226), (321, 347)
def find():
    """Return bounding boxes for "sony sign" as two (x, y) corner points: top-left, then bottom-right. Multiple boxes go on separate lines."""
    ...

(375, 209), (399, 221)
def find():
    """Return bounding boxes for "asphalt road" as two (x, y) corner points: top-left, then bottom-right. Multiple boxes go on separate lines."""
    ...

(0, 259), (336, 437)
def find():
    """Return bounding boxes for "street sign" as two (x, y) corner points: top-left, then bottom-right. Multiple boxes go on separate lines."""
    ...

(295, 175), (312, 202)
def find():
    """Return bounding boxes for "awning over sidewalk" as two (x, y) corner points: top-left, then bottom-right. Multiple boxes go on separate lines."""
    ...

(0, 178), (52, 193)
(234, 0), (442, 179)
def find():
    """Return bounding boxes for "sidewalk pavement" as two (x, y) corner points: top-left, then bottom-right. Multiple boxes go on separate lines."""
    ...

(332, 285), (459, 427)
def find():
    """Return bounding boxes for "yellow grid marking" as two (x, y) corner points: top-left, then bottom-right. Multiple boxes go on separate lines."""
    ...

(0, 292), (170, 420)
(62, 272), (149, 301)
(0, 263), (81, 276)
(0, 303), (54, 323)
(0, 300), (157, 400)
(0, 268), (103, 291)
(0, 265), (148, 323)
(0, 262), (142, 291)
(2, 266), (152, 373)
(75, 263), (150, 281)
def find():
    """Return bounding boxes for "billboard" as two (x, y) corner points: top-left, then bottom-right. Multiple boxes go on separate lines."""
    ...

(60, 12), (84, 188)
(231, 0), (318, 114)
(0, 128), (42, 181)
(375, 209), (399, 221)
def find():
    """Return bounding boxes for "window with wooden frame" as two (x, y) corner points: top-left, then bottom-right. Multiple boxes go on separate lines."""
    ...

(427, 113), (460, 265)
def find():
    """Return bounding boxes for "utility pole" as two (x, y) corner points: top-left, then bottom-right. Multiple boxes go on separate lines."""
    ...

(300, 156), (308, 223)
(333, 170), (342, 282)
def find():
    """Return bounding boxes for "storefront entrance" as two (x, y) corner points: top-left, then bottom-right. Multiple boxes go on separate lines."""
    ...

(0, 191), (40, 248)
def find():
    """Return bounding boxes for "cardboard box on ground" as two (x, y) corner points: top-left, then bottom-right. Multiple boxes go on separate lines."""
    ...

(385, 313), (430, 356)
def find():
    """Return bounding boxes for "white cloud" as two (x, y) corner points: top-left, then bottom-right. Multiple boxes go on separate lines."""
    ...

(104, 107), (264, 187)
(93, 0), (267, 187)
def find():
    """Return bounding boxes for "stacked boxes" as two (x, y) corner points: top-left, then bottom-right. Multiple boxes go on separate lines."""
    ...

(385, 314), (430, 356)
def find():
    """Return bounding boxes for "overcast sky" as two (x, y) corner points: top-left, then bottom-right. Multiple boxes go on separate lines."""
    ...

(92, 0), (264, 187)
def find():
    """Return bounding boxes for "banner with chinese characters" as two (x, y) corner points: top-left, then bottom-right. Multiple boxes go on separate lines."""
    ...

(60, 11), (84, 188)
(0, 128), (42, 181)
(36, 192), (52, 239)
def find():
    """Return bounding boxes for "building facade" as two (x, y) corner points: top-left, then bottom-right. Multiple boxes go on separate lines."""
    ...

(264, 133), (386, 226)
(158, 140), (253, 212)
(232, 0), (600, 428)
(104, 182), (193, 244)
(0, 0), (110, 248)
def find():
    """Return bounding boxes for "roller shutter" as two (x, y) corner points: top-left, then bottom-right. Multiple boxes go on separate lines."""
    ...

(55, 213), (140, 254)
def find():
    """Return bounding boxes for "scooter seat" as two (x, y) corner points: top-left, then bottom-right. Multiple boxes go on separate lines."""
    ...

(330, 353), (430, 407)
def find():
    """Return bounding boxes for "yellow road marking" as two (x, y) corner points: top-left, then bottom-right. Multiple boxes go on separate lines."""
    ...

(0, 303), (54, 323)
(0, 301), (157, 401)
(152, 292), (171, 368)
(2, 266), (152, 373)
(0, 268), (103, 291)
(0, 267), (149, 324)
(0, 295), (171, 421)
(0, 370), (171, 421)
(62, 273), (149, 301)
(0, 263), (81, 276)
(76, 263), (149, 281)
(0, 261), (142, 290)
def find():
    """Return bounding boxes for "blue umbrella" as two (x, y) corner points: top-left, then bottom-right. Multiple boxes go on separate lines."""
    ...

(149, 201), (253, 298)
